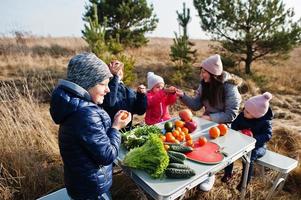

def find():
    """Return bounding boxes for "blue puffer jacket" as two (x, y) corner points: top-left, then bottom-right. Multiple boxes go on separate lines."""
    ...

(50, 79), (121, 200)
(102, 75), (147, 129)
(231, 107), (273, 149)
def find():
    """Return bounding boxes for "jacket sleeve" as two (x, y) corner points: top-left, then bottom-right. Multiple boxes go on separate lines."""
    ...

(231, 113), (242, 131)
(253, 121), (272, 148)
(103, 75), (119, 107)
(133, 92), (147, 115)
(74, 108), (121, 166)
(166, 92), (177, 106)
(210, 84), (241, 123)
(180, 85), (203, 111)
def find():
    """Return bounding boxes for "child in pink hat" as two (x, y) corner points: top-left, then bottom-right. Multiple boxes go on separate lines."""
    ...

(145, 72), (177, 125)
(222, 92), (273, 190)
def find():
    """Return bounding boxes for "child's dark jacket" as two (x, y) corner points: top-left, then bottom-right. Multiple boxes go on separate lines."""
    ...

(231, 108), (273, 149)
(102, 75), (147, 127)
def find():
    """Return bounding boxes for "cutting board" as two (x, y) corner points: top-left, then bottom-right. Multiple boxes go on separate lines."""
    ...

(184, 141), (224, 164)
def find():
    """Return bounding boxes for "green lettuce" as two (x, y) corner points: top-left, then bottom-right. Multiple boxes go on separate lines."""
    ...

(123, 134), (169, 179)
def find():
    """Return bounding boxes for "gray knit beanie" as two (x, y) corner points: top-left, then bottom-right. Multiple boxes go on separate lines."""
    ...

(66, 53), (112, 90)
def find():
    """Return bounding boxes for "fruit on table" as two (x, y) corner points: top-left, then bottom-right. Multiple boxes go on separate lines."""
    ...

(165, 132), (176, 143)
(179, 109), (193, 122)
(184, 120), (197, 133)
(175, 120), (185, 128)
(209, 126), (220, 139)
(164, 121), (173, 132)
(217, 124), (228, 136)
(198, 136), (207, 146)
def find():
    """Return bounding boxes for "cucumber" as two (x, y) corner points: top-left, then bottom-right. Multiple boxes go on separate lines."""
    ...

(165, 168), (196, 178)
(168, 153), (184, 164)
(168, 151), (186, 160)
(168, 163), (190, 169)
(169, 144), (193, 153)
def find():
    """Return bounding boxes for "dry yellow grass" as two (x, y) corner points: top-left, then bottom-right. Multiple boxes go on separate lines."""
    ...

(0, 36), (300, 199)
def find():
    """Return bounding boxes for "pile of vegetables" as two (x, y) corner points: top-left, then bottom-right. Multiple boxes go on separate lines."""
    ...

(122, 125), (161, 150)
(123, 134), (169, 179)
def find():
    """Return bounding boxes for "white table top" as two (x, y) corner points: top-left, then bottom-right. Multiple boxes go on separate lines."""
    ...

(117, 117), (256, 200)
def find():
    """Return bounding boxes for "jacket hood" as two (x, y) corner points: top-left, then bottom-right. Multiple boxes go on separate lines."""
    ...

(50, 79), (92, 124)
(222, 71), (243, 86)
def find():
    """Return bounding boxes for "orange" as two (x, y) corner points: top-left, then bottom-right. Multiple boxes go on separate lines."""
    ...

(120, 111), (129, 120)
(160, 135), (166, 142)
(172, 130), (180, 138)
(175, 127), (182, 132)
(185, 134), (192, 141)
(181, 127), (189, 135)
(209, 127), (220, 139)
(164, 144), (170, 151)
(175, 120), (185, 128)
(198, 136), (207, 146)
(176, 134), (184, 142)
(186, 140), (194, 147)
(217, 124), (228, 136)
(165, 132), (173, 142)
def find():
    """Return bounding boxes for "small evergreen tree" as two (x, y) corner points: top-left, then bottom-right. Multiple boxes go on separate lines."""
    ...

(170, 3), (197, 85)
(82, 3), (136, 84)
(84, 0), (158, 48)
(170, 3), (196, 66)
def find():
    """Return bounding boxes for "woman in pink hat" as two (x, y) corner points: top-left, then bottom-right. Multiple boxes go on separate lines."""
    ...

(222, 92), (273, 190)
(176, 54), (242, 191)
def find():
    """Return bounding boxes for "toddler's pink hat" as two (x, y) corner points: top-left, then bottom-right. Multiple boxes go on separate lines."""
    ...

(244, 92), (273, 118)
(201, 54), (223, 76)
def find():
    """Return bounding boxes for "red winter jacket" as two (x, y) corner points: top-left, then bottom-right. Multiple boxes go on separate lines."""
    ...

(145, 89), (177, 125)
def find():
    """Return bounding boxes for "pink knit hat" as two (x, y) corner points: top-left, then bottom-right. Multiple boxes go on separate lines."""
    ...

(244, 92), (273, 118)
(201, 54), (223, 76)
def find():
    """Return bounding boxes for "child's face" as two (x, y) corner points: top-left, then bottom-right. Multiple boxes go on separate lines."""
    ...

(243, 108), (254, 119)
(151, 83), (164, 93)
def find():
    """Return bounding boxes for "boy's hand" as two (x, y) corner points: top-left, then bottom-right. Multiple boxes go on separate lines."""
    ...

(137, 84), (146, 94)
(112, 110), (131, 130)
(109, 60), (123, 75)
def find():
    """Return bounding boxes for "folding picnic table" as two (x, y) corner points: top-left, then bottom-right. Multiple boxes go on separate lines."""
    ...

(116, 117), (256, 200)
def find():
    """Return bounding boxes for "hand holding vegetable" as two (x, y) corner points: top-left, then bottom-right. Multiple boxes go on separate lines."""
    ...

(112, 110), (131, 130)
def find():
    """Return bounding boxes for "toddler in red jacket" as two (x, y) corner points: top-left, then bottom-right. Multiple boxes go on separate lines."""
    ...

(145, 72), (177, 125)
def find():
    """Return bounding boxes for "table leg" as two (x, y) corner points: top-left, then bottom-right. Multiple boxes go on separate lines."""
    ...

(240, 151), (251, 200)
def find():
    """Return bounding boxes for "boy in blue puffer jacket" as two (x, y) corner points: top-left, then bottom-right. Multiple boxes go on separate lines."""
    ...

(50, 53), (131, 200)
(221, 92), (273, 190)
(102, 60), (147, 131)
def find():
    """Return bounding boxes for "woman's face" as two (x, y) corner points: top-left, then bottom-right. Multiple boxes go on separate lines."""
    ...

(200, 68), (211, 82)
(243, 108), (254, 119)
(151, 82), (164, 93)
(88, 78), (110, 104)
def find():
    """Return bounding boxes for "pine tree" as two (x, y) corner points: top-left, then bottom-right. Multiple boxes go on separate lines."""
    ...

(82, 3), (135, 85)
(84, 0), (158, 48)
(194, 0), (301, 74)
(170, 3), (197, 67)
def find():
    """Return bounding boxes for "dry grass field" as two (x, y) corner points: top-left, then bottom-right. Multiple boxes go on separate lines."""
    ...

(0, 36), (300, 200)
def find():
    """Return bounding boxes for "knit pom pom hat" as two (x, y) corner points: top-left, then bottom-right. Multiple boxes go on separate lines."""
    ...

(147, 72), (164, 90)
(244, 92), (273, 118)
(201, 54), (223, 76)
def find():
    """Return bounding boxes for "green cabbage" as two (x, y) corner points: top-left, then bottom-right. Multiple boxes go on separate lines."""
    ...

(123, 134), (169, 179)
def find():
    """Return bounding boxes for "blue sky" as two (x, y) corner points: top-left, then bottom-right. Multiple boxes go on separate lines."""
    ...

(1, 0), (300, 39)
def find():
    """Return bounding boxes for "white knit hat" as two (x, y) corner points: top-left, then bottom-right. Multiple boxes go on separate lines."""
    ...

(147, 72), (164, 90)
(201, 54), (223, 76)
